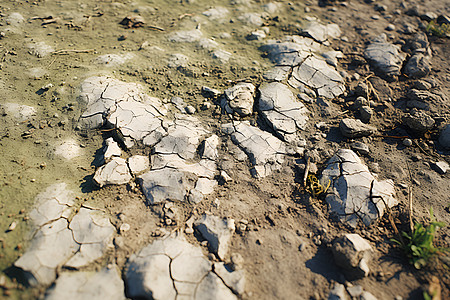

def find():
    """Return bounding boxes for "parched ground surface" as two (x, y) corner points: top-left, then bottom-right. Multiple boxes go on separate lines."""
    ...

(0, 0), (449, 299)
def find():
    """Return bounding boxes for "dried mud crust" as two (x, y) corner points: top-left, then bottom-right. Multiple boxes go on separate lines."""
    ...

(0, 0), (449, 299)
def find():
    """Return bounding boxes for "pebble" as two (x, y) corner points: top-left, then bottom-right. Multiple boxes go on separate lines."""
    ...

(185, 105), (196, 114)
(375, 4), (387, 11)
(386, 24), (396, 31)
(347, 285), (363, 297)
(351, 141), (370, 155)
(420, 12), (438, 22)
(432, 161), (449, 174)
(231, 253), (244, 270)
(201, 101), (211, 110)
(119, 223), (131, 233)
(403, 138), (413, 147)
(359, 106), (373, 123)
(411, 154), (422, 161)
(7, 221), (17, 232)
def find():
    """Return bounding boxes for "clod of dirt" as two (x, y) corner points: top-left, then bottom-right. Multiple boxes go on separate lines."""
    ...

(221, 82), (256, 117)
(195, 214), (235, 260)
(339, 118), (376, 138)
(364, 34), (406, 80)
(119, 15), (145, 28)
(331, 233), (373, 280)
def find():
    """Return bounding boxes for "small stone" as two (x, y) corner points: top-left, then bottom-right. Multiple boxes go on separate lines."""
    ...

(247, 30), (266, 41)
(332, 234), (373, 280)
(361, 291), (378, 300)
(375, 4), (387, 11)
(339, 118), (376, 138)
(347, 285), (363, 297)
(405, 54), (431, 78)
(432, 161), (449, 174)
(354, 84), (369, 98)
(420, 12), (438, 22)
(437, 15), (450, 25)
(364, 34), (406, 80)
(328, 282), (348, 300)
(185, 105), (196, 114)
(202, 86), (221, 98)
(119, 223), (131, 233)
(222, 83), (255, 117)
(220, 170), (232, 183)
(230, 253), (244, 271)
(403, 138), (413, 147)
(201, 102), (211, 110)
(195, 215), (235, 259)
(7, 221), (17, 232)
(351, 141), (370, 155)
(412, 80), (432, 90)
(359, 106), (373, 123)
(403, 109), (435, 133)
(386, 24), (396, 31)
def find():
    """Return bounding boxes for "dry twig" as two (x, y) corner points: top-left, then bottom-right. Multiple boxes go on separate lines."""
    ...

(52, 49), (94, 55)
(406, 161), (414, 232)
(303, 156), (310, 187)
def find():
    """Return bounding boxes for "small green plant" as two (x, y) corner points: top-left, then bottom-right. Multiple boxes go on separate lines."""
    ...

(391, 208), (447, 269)
(426, 20), (450, 37)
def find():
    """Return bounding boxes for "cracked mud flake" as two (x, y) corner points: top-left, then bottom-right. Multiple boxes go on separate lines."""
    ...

(106, 100), (167, 147)
(222, 121), (286, 177)
(78, 76), (167, 135)
(126, 234), (237, 300)
(65, 207), (115, 269)
(154, 114), (210, 160)
(151, 154), (217, 179)
(44, 266), (125, 300)
(258, 82), (309, 141)
(214, 262), (246, 295)
(15, 218), (79, 286)
(261, 36), (345, 99)
(291, 56), (345, 99)
(15, 184), (115, 284)
(93, 157), (133, 187)
(321, 149), (397, 227)
(301, 21), (341, 43)
(261, 37), (321, 66)
(201, 135), (220, 160)
(139, 168), (195, 204)
(28, 183), (75, 226)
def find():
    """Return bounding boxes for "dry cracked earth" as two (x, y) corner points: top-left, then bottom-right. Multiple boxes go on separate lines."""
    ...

(0, 0), (449, 300)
